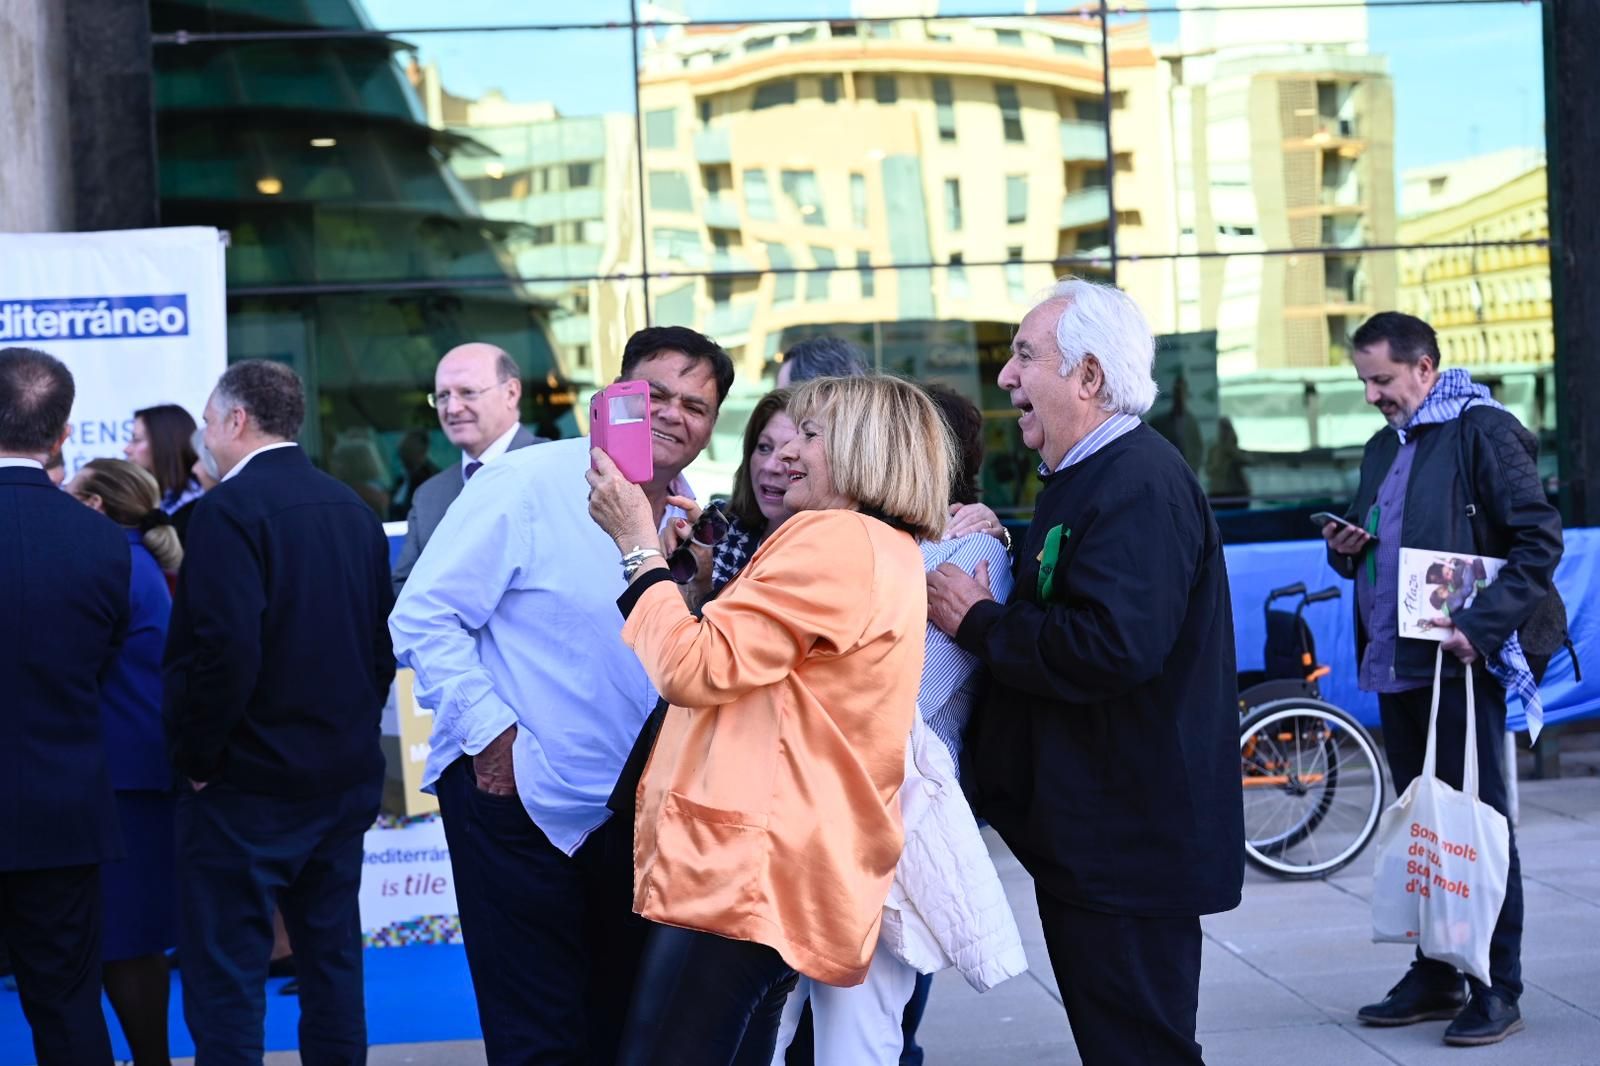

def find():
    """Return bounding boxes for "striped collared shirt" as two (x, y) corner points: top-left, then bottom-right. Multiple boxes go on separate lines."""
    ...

(1039, 411), (1143, 476)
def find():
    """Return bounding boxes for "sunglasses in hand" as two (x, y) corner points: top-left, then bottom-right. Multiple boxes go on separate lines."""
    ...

(668, 504), (731, 584)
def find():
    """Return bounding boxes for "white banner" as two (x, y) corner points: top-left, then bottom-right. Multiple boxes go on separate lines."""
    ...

(360, 816), (460, 947)
(0, 227), (227, 475)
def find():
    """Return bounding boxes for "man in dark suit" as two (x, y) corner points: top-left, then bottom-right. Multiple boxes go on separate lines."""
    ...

(164, 360), (395, 1065)
(391, 343), (544, 594)
(0, 347), (129, 1065)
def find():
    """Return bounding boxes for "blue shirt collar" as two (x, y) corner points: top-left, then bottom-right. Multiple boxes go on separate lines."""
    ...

(1040, 413), (1142, 476)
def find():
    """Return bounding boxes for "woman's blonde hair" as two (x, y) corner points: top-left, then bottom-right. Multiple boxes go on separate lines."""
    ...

(72, 458), (184, 572)
(787, 375), (954, 541)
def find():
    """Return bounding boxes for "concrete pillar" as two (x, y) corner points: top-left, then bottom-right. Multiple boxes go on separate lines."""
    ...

(0, 0), (74, 232)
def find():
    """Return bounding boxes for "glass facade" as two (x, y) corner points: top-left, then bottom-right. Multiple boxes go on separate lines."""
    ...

(151, 0), (1554, 525)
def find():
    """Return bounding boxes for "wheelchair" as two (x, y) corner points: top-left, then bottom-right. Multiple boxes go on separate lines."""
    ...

(1238, 583), (1385, 879)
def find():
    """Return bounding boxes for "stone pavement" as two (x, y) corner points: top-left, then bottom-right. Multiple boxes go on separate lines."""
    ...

(201, 767), (1600, 1066)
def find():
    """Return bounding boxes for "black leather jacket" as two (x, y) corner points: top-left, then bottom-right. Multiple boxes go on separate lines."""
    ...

(1328, 406), (1564, 681)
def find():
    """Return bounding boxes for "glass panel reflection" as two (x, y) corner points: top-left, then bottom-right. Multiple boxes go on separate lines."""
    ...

(225, 281), (643, 516)
(1118, 250), (1555, 508)
(1108, 2), (1546, 257)
(152, 0), (632, 34)
(639, 12), (1108, 273)
(156, 27), (643, 286)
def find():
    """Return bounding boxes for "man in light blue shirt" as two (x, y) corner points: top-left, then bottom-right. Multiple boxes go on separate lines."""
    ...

(389, 326), (734, 1065)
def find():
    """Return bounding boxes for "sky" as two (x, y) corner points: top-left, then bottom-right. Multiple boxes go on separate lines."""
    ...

(362, 0), (1548, 178)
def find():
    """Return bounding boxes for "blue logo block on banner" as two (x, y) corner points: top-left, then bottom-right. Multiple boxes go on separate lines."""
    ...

(0, 295), (190, 342)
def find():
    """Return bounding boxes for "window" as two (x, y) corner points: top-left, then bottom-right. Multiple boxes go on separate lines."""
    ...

(820, 75), (841, 104)
(644, 108), (676, 150)
(944, 178), (963, 231)
(743, 169), (774, 220)
(652, 228), (703, 265)
(745, 36), (774, 54)
(933, 78), (956, 142)
(857, 251), (875, 298)
(995, 84), (1024, 143)
(995, 29), (1023, 48)
(709, 276), (734, 306)
(765, 244), (795, 304)
(648, 170), (693, 212)
(850, 172), (868, 229)
(807, 247), (835, 301)
(704, 168), (721, 195)
(531, 224), (555, 246)
(1006, 174), (1028, 224)
(874, 75), (898, 105)
(1074, 98), (1106, 123)
(868, 21), (894, 40)
(1110, 91), (1129, 110)
(781, 169), (825, 226)
(699, 100), (713, 125)
(1054, 38), (1087, 57)
(1117, 210), (1144, 227)
(753, 80), (797, 110)
(1006, 246), (1027, 302)
(1082, 165), (1109, 190)
(1114, 152), (1134, 174)
(566, 162), (594, 189)
(948, 254), (969, 299)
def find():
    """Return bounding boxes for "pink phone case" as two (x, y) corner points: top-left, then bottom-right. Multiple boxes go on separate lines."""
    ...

(590, 381), (654, 484)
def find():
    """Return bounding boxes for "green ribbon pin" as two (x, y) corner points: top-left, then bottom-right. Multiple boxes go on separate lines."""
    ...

(1037, 524), (1070, 601)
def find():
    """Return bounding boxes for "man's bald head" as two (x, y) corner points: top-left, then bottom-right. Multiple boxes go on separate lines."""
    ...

(433, 343), (523, 459)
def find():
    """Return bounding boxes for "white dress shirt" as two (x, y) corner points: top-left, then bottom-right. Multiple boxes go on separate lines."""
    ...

(463, 421), (522, 474)
(0, 458), (45, 470)
(389, 436), (693, 856)
(221, 441), (299, 481)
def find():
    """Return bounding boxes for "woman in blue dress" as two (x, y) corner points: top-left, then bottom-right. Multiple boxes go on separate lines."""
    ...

(66, 458), (182, 1066)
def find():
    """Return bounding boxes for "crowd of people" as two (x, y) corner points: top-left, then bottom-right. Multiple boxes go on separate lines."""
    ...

(0, 280), (1561, 1065)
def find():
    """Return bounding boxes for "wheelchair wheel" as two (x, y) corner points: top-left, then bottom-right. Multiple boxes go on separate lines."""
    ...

(1240, 699), (1385, 879)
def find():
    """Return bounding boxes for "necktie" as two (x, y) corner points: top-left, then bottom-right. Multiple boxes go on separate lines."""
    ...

(464, 460), (483, 481)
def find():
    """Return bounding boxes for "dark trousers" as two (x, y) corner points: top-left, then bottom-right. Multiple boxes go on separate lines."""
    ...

(1378, 668), (1523, 1001)
(0, 864), (114, 1065)
(177, 774), (381, 1066)
(615, 923), (798, 1066)
(435, 756), (647, 1066)
(1036, 890), (1205, 1066)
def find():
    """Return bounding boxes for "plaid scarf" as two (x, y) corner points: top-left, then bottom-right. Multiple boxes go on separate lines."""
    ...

(1401, 369), (1543, 740)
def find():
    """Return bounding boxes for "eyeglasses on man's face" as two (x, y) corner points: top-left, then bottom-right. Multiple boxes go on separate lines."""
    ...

(427, 381), (507, 409)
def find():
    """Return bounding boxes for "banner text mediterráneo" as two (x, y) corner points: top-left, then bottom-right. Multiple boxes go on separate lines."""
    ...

(0, 295), (189, 342)
(1405, 821), (1478, 899)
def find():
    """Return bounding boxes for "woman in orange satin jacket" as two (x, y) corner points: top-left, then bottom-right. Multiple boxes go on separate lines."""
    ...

(586, 374), (955, 1066)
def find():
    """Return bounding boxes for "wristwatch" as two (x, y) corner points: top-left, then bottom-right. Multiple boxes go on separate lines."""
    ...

(620, 546), (664, 582)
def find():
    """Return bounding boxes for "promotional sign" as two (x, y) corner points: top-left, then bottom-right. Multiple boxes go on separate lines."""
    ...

(360, 814), (460, 947)
(0, 227), (227, 474)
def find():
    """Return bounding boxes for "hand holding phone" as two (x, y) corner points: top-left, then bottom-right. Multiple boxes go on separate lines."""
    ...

(590, 381), (654, 485)
(1311, 511), (1375, 555)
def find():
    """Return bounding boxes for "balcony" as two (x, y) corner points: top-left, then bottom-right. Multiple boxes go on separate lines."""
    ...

(1059, 120), (1106, 162)
(706, 300), (755, 340)
(709, 248), (755, 272)
(694, 127), (731, 165)
(1059, 187), (1110, 230)
(703, 193), (741, 231)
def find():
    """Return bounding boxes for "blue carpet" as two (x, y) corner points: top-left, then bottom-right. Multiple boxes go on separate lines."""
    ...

(0, 945), (481, 1064)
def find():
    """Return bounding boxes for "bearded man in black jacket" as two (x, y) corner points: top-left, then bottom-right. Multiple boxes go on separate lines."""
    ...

(1325, 312), (1562, 1048)
(928, 278), (1243, 1066)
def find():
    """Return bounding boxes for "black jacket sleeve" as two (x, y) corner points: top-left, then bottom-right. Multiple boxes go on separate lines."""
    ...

(957, 489), (1202, 704)
(1452, 411), (1563, 659)
(164, 503), (266, 781)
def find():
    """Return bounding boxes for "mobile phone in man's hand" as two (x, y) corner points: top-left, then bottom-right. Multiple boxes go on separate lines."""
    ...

(1310, 511), (1376, 543)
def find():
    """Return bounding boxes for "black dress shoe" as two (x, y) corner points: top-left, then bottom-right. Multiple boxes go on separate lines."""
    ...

(1443, 991), (1523, 1046)
(1357, 968), (1468, 1026)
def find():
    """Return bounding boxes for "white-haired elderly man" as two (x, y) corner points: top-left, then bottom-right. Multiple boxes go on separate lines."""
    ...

(927, 278), (1244, 1066)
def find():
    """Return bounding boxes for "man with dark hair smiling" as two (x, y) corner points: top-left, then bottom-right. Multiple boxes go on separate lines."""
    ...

(163, 359), (396, 1064)
(390, 325), (734, 1065)
(0, 347), (129, 1065)
(1327, 311), (1562, 1048)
